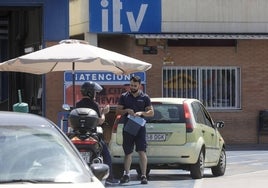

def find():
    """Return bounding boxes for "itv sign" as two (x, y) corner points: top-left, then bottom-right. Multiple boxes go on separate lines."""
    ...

(90, 0), (161, 33)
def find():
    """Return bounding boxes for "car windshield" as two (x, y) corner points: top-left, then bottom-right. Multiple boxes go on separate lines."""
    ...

(0, 125), (92, 183)
(145, 103), (185, 123)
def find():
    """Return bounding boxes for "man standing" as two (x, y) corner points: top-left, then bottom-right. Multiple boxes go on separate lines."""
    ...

(76, 81), (119, 186)
(116, 76), (154, 184)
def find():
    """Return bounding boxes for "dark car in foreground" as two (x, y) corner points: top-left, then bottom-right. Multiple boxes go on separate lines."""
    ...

(0, 111), (108, 187)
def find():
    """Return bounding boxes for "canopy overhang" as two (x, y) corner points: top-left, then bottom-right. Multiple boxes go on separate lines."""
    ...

(135, 33), (268, 40)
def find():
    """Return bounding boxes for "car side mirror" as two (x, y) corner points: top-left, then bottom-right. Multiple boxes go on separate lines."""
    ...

(90, 163), (109, 180)
(215, 121), (224, 128)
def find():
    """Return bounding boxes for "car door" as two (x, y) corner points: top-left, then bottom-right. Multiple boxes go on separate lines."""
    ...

(199, 103), (219, 163)
(192, 102), (218, 163)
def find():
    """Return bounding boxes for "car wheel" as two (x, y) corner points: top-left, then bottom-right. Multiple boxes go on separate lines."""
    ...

(190, 150), (204, 179)
(112, 164), (124, 179)
(211, 148), (226, 176)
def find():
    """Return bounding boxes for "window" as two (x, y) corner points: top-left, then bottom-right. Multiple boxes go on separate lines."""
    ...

(145, 104), (185, 123)
(192, 102), (206, 124)
(163, 67), (241, 109)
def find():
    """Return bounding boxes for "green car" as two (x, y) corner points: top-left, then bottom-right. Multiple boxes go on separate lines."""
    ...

(109, 98), (226, 179)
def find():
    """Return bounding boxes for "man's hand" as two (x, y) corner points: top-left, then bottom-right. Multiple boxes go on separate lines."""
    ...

(101, 104), (110, 114)
(126, 109), (135, 116)
(135, 111), (143, 116)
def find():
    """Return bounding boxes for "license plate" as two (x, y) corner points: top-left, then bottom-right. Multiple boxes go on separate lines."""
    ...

(146, 134), (166, 141)
(80, 151), (91, 163)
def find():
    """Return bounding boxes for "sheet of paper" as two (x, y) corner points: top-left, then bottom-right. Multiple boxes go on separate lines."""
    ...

(127, 115), (146, 126)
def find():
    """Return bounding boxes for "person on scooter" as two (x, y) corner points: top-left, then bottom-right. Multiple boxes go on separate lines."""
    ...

(76, 81), (119, 186)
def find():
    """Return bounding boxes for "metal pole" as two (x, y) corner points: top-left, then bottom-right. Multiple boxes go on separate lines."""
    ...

(72, 62), (75, 107)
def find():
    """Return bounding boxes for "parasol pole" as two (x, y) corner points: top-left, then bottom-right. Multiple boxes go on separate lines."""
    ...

(18, 89), (22, 103)
(72, 62), (75, 107)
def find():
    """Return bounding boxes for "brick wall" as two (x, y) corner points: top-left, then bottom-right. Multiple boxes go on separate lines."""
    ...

(44, 41), (64, 124)
(134, 39), (268, 144)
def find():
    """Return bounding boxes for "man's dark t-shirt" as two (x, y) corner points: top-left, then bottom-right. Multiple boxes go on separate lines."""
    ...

(76, 98), (101, 118)
(118, 91), (151, 123)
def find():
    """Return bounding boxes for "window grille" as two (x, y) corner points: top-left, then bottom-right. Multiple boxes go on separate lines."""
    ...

(163, 67), (241, 109)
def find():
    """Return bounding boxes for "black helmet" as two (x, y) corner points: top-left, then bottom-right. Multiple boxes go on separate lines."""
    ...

(80, 81), (103, 98)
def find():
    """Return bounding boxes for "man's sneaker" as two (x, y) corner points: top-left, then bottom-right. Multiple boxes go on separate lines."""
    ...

(140, 175), (148, 184)
(120, 174), (130, 184)
(105, 178), (120, 186)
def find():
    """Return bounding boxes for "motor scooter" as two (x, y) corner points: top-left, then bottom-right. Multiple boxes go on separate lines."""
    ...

(63, 105), (103, 165)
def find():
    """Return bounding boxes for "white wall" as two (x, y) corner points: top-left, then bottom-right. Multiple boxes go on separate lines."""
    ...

(70, 0), (268, 34)
(162, 0), (268, 33)
(69, 0), (97, 45)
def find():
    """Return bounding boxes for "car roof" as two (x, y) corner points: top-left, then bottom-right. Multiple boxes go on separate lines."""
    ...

(151, 97), (198, 104)
(0, 111), (53, 127)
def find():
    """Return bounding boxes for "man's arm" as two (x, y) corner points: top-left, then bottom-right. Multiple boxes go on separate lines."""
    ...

(98, 113), (105, 125)
(98, 104), (110, 125)
(116, 104), (135, 116)
(116, 104), (154, 118)
(135, 105), (154, 117)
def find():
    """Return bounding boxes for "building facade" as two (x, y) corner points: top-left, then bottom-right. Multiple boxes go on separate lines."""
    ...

(1, 0), (268, 144)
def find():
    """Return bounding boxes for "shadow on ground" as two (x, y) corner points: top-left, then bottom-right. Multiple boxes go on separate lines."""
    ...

(226, 144), (268, 151)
